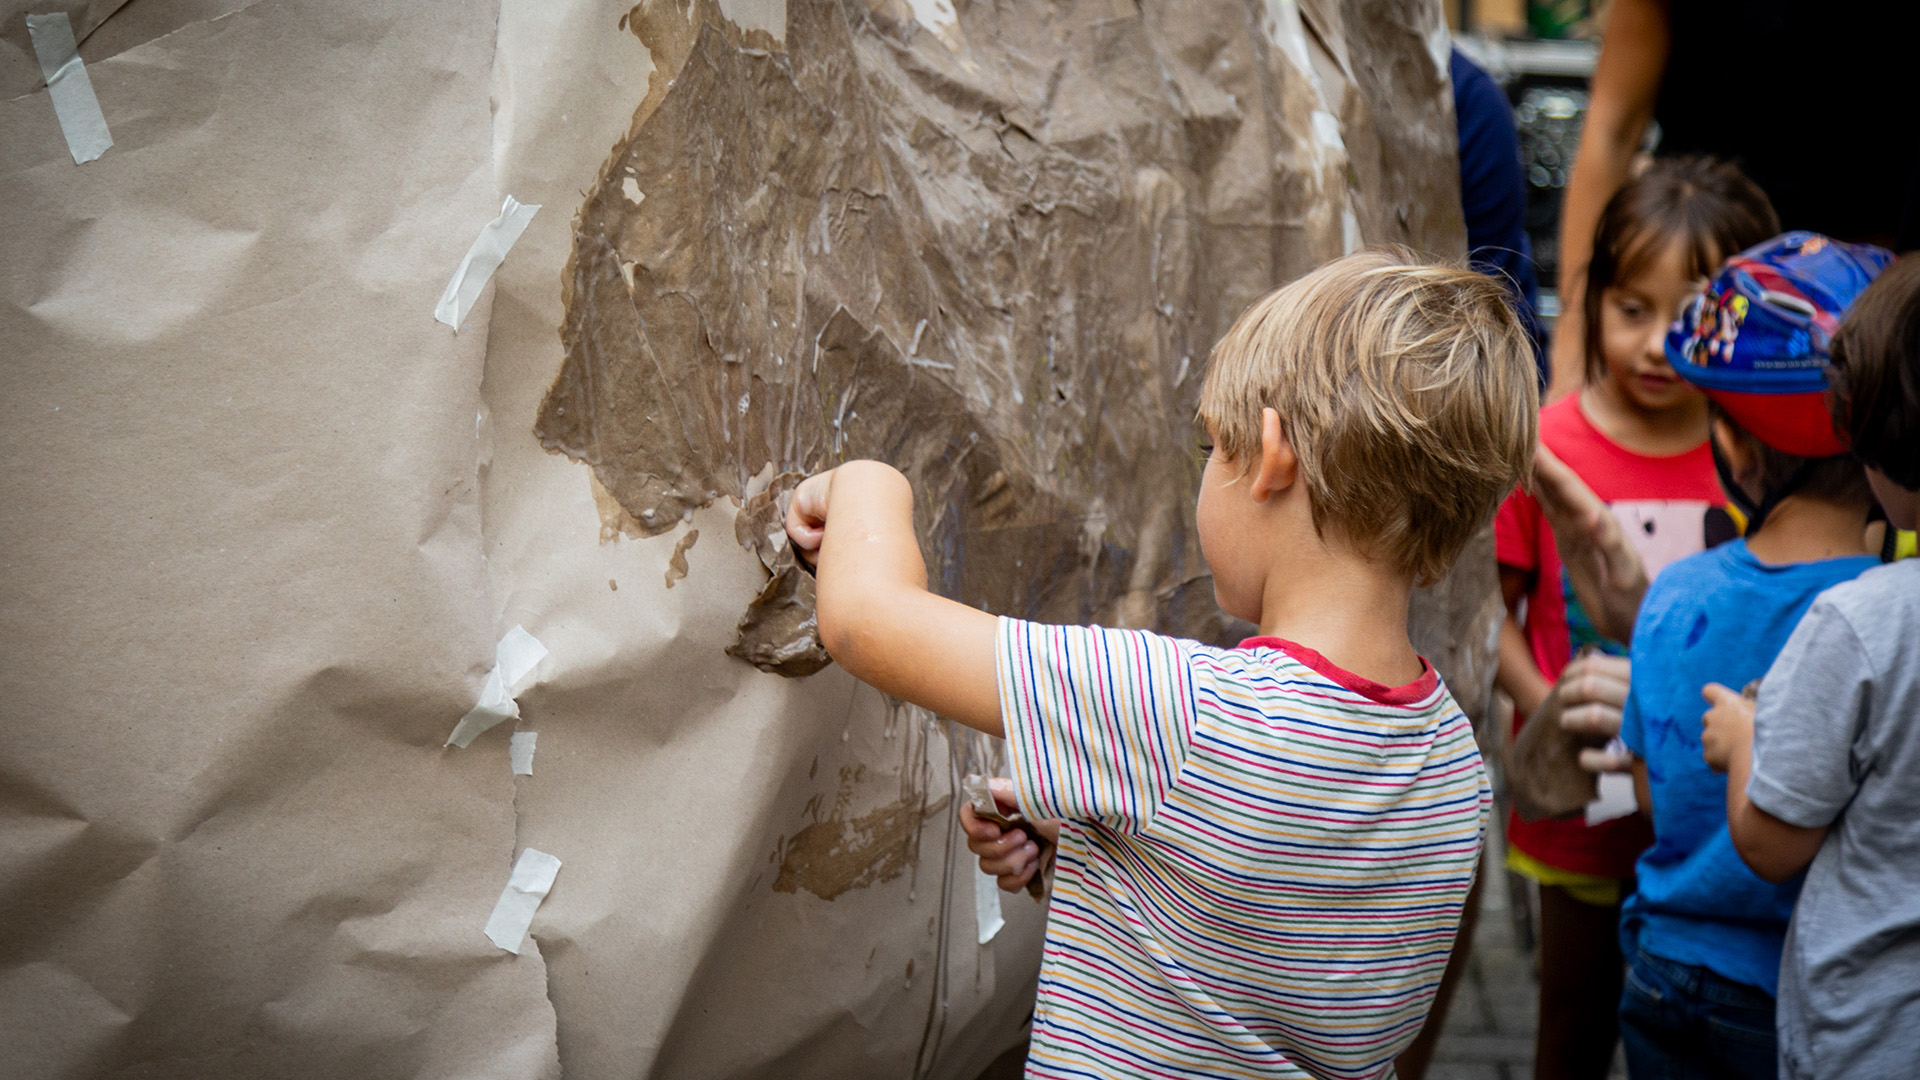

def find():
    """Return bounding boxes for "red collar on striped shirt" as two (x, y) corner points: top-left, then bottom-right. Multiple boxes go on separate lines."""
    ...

(1235, 636), (1439, 706)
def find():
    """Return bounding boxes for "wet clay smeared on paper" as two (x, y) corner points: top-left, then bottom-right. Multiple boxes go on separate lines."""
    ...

(663, 527), (699, 587)
(773, 724), (953, 900)
(774, 799), (931, 900)
(537, 0), (1471, 682)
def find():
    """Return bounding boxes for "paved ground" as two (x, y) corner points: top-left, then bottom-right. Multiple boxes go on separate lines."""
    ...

(1424, 847), (1543, 1079)
(1424, 813), (1628, 1080)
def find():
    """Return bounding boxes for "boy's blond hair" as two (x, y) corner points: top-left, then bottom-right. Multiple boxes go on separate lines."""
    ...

(1199, 249), (1538, 584)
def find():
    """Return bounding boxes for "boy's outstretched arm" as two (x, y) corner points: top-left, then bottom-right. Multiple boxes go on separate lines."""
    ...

(787, 461), (1003, 735)
(1701, 683), (1827, 883)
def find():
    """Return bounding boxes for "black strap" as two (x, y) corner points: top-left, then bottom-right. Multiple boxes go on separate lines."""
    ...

(1712, 439), (1815, 537)
(1871, 501), (1900, 562)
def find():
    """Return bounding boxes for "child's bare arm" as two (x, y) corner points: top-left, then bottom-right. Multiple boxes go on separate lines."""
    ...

(787, 461), (1002, 735)
(1701, 683), (1828, 882)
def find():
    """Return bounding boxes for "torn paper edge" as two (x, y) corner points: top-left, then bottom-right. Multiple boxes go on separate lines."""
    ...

(26, 13), (113, 165)
(509, 731), (537, 776)
(484, 847), (562, 954)
(434, 195), (539, 331)
(1585, 739), (1638, 825)
(973, 867), (1003, 945)
(447, 625), (548, 748)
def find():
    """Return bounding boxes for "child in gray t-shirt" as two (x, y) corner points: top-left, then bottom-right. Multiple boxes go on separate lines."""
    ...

(1700, 253), (1920, 1079)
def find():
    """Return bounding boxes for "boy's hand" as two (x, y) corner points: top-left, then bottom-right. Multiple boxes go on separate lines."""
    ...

(1556, 653), (1634, 773)
(1700, 682), (1755, 774)
(959, 777), (1058, 894)
(784, 470), (833, 564)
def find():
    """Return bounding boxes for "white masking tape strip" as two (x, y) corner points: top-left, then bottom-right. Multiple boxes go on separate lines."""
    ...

(26, 13), (113, 165)
(483, 847), (561, 954)
(509, 731), (537, 776)
(434, 195), (539, 330)
(446, 625), (548, 748)
(973, 867), (1004, 945)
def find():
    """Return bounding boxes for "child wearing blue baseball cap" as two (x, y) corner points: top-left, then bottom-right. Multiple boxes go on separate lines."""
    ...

(1613, 232), (1891, 1077)
(1700, 253), (1920, 1079)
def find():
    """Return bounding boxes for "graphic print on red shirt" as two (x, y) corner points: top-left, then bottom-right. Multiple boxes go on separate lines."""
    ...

(1495, 395), (1730, 879)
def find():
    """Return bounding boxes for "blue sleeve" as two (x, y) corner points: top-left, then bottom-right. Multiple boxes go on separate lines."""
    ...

(1620, 680), (1645, 756)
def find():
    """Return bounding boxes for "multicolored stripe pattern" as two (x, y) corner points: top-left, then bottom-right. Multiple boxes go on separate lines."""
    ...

(997, 618), (1490, 1079)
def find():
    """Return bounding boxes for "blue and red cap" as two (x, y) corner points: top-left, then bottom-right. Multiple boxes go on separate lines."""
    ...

(1666, 231), (1894, 457)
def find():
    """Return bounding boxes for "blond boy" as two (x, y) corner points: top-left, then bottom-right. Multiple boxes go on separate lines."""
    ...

(786, 251), (1537, 1078)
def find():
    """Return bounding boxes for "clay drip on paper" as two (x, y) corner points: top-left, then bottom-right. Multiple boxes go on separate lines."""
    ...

(538, 0), (1466, 674)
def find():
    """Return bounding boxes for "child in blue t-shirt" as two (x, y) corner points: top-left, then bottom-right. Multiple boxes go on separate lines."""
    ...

(1616, 234), (1890, 1078)
(1699, 253), (1920, 1079)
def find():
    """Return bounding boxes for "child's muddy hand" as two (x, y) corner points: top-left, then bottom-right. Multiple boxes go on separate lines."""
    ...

(784, 471), (833, 563)
(1556, 653), (1630, 738)
(960, 777), (1057, 894)
(1534, 444), (1649, 643)
(1699, 682), (1755, 774)
(961, 802), (1038, 893)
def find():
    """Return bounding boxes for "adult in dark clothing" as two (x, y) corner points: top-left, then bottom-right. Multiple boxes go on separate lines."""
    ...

(1395, 52), (1549, 1080)
(1547, 0), (1920, 398)
(1453, 47), (1550, 388)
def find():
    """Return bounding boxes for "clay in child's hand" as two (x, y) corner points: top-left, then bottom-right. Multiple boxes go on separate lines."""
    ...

(960, 774), (1050, 898)
(1510, 686), (1604, 821)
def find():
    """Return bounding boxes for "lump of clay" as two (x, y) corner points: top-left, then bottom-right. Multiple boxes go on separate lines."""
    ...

(726, 472), (832, 676)
(1508, 687), (1601, 822)
(727, 564), (832, 677)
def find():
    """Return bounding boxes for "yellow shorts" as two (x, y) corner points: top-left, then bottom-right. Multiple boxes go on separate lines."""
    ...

(1505, 846), (1624, 908)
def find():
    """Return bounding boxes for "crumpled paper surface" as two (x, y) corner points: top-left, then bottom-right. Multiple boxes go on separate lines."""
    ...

(1, 0), (1495, 1077)
(0, 4), (558, 1078)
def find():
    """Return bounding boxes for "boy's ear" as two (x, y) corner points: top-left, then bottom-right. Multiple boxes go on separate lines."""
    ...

(1712, 417), (1756, 491)
(1251, 407), (1298, 503)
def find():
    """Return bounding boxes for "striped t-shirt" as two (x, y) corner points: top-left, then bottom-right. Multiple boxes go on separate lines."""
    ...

(997, 618), (1490, 1079)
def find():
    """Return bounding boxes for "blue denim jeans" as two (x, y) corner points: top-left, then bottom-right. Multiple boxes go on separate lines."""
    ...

(1619, 948), (1777, 1080)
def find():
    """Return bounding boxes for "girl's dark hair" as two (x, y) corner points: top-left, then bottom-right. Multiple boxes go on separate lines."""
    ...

(1583, 157), (1780, 382)
(1829, 253), (1920, 490)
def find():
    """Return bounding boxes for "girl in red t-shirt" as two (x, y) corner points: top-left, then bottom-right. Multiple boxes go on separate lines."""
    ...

(1494, 158), (1775, 1080)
